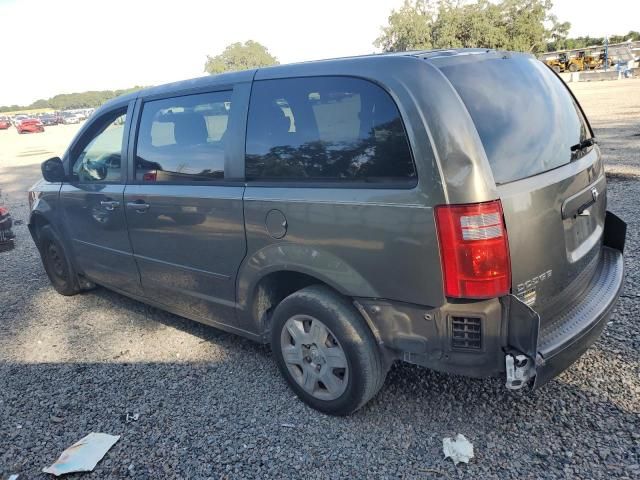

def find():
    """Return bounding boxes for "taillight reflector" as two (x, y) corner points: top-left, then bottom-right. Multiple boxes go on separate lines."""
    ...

(435, 200), (511, 299)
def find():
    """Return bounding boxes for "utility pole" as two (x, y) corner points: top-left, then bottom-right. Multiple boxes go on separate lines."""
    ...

(604, 36), (609, 72)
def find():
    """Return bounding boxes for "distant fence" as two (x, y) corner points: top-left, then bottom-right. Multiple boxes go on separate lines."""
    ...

(578, 71), (621, 82)
(559, 69), (639, 83)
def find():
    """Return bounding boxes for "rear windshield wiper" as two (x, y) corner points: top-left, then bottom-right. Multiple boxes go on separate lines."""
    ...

(570, 137), (596, 152)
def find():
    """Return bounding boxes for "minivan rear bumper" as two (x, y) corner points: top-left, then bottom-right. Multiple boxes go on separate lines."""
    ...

(357, 212), (625, 389)
(532, 245), (624, 387)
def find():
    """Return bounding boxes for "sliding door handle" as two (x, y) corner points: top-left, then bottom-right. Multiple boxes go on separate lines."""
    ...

(126, 201), (150, 213)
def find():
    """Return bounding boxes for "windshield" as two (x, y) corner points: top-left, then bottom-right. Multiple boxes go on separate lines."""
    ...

(435, 54), (592, 184)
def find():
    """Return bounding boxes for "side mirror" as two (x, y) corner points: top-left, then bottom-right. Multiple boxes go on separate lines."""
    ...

(41, 157), (66, 183)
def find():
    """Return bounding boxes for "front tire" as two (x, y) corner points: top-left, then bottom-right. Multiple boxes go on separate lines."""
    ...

(38, 225), (80, 296)
(271, 285), (386, 416)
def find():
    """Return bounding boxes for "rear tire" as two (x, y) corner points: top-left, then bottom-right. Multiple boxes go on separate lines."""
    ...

(569, 63), (578, 72)
(271, 285), (386, 416)
(38, 225), (80, 296)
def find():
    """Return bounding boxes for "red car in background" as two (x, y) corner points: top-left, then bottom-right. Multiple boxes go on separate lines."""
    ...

(16, 118), (44, 134)
(0, 116), (11, 129)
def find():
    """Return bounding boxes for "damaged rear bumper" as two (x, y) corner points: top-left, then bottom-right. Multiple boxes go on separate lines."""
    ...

(509, 245), (625, 388)
(534, 247), (624, 387)
(357, 212), (626, 391)
(506, 212), (626, 389)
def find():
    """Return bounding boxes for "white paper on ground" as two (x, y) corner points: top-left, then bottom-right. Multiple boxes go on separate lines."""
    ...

(442, 433), (474, 465)
(42, 432), (120, 476)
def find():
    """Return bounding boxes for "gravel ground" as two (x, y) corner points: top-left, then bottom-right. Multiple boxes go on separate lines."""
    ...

(1, 81), (639, 479)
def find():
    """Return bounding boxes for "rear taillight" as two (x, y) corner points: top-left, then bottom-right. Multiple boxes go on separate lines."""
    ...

(435, 200), (511, 299)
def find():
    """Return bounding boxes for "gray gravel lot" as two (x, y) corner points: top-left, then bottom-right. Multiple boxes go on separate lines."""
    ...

(1, 81), (639, 479)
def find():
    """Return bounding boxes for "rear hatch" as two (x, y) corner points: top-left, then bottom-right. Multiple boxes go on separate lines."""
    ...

(434, 52), (605, 326)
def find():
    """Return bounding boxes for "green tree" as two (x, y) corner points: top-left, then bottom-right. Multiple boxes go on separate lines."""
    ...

(204, 40), (278, 75)
(0, 86), (146, 112)
(374, 0), (435, 51)
(548, 30), (640, 52)
(29, 99), (49, 109)
(609, 30), (640, 44)
(375, 0), (569, 54)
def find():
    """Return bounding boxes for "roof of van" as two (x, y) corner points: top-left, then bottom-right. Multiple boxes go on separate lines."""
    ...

(97, 48), (515, 111)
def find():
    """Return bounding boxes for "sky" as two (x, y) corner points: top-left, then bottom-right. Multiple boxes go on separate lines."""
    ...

(0, 0), (638, 106)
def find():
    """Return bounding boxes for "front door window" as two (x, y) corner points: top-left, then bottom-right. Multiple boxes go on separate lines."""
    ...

(72, 111), (127, 183)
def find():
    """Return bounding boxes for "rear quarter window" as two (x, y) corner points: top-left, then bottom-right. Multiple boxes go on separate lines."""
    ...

(436, 55), (591, 184)
(245, 76), (416, 184)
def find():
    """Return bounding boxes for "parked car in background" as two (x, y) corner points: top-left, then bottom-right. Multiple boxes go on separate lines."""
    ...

(60, 112), (81, 124)
(16, 117), (44, 134)
(0, 206), (15, 252)
(40, 113), (59, 126)
(30, 49), (626, 415)
(12, 114), (28, 126)
(0, 116), (11, 129)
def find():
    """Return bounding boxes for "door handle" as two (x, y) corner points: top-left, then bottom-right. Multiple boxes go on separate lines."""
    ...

(126, 201), (150, 213)
(100, 200), (120, 211)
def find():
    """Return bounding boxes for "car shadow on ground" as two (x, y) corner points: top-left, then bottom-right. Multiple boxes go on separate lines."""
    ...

(1, 341), (637, 478)
(1, 292), (637, 477)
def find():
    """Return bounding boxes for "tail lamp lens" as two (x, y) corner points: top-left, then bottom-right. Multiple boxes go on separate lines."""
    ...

(435, 200), (511, 299)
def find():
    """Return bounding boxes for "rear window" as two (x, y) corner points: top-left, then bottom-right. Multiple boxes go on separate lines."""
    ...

(436, 55), (591, 184)
(245, 76), (416, 184)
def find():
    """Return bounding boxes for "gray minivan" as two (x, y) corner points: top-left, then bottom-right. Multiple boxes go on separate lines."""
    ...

(30, 49), (626, 415)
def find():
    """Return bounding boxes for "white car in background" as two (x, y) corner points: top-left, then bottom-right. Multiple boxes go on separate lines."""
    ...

(61, 112), (81, 124)
(12, 114), (28, 126)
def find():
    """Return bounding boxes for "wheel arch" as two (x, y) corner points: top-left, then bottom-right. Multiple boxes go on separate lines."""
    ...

(28, 211), (52, 247)
(236, 244), (380, 340)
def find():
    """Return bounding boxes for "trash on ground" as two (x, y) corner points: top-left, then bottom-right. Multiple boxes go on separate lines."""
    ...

(42, 432), (120, 476)
(0, 206), (16, 253)
(280, 423), (296, 428)
(50, 416), (64, 423)
(8, 474), (20, 480)
(125, 412), (139, 423)
(442, 433), (474, 465)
